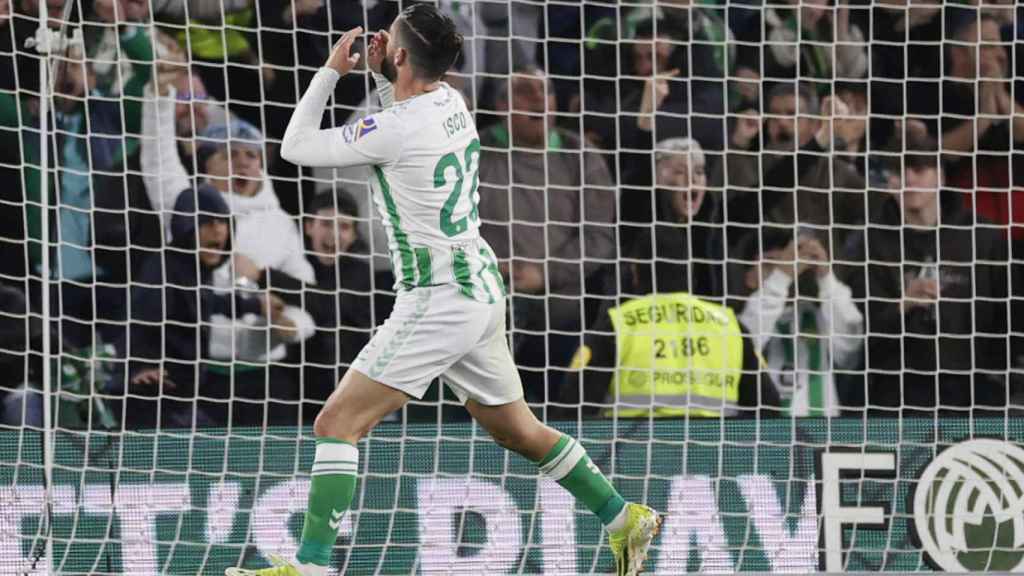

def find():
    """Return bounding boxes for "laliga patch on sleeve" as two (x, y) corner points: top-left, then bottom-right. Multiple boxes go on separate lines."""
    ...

(341, 116), (379, 143)
(348, 113), (380, 141)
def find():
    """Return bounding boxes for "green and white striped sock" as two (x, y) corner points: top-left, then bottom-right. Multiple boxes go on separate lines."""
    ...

(537, 435), (626, 529)
(296, 438), (358, 567)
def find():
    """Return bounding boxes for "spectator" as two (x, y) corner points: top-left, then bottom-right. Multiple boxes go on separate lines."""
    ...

(150, 31), (229, 173)
(442, 0), (541, 108)
(580, 18), (688, 153)
(0, 283), (41, 427)
(298, 190), (372, 424)
(728, 82), (866, 254)
(172, 73), (227, 171)
(204, 256), (315, 428)
(478, 68), (617, 403)
(117, 184), (275, 429)
(0, 0), (28, 282)
(735, 230), (864, 417)
(843, 140), (1010, 414)
(571, 3), (735, 202)
(172, 2), (264, 118)
(141, 71), (315, 284)
(256, 0), (339, 148)
(82, 0), (152, 161)
(939, 9), (1024, 246)
(834, 82), (869, 155)
(142, 70), (316, 427)
(869, 1), (942, 148)
(38, 41), (137, 347)
(561, 243), (780, 419)
(10, 0), (72, 99)
(618, 7), (730, 164)
(764, 0), (868, 88)
(625, 137), (724, 300)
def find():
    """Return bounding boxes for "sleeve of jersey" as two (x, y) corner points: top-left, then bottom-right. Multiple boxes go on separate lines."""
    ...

(281, 67), (401, 168)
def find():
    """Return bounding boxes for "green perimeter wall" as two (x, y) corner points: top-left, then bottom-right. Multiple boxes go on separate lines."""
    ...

(2, 418), (1022, 574)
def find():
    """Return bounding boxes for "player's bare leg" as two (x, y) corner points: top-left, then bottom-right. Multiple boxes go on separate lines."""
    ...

(313, 368), (410, 443)
(466, 398), (663, 576)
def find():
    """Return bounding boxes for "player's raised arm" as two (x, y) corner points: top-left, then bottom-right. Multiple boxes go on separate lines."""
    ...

(281, 27), (400, 168)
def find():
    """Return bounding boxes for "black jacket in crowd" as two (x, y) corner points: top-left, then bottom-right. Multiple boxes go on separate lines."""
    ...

(118, 186), (262, 428)
(0, 284), (31, 399)
(843, 193), (1010, 412)
(625, 187), (726, 302)
(293, 241), (373, 402)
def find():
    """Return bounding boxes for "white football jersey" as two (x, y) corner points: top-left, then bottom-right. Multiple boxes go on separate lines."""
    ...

(282, 68), (505, 303)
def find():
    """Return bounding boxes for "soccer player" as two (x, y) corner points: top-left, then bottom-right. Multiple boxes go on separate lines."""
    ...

(226, 5), (661, 576)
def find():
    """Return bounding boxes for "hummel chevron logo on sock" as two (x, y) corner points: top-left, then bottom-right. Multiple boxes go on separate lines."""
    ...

(328, 508), (344, 530)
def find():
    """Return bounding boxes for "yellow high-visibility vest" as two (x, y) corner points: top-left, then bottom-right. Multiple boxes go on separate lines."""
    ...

(606, 293), (744, 418)
(177, 11), (253, 61)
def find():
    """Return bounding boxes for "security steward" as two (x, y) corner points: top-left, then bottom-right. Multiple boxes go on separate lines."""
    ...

(564, 242), (780, 418)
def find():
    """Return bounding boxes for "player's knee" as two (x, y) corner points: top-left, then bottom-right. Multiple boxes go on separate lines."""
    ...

(313, 409), (366, 444)
(490, 429), (517, 451)
(490, 422), (544, 457)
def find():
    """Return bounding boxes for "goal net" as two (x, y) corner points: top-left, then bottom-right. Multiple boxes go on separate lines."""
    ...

(1, 0), (1022, 574)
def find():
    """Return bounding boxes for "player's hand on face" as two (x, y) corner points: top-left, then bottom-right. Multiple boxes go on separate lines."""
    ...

(367, 30), (390, 75)
(326, 26), (363, 76)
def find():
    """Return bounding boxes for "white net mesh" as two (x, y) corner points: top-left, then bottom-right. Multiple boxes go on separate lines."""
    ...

(0, 0), (1023, 573)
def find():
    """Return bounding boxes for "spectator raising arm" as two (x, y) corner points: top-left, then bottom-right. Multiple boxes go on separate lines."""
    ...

(141, 78), (190, 238)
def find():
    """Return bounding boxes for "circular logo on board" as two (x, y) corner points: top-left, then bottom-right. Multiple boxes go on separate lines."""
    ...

(913, 439), (1024, 572)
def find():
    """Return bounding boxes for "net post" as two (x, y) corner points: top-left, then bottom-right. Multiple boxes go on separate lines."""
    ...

(35, 0), (52, 572)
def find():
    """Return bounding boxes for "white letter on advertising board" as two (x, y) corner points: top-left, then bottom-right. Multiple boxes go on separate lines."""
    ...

(114, 483), (190, 574)
(656, 475), (733, 574)
(205, 480), (241, 544)
(738, 474), (817, 572)
(538, 478), (578, 575)
(820, 452), (894, 572)
(416, 477), (522, 574)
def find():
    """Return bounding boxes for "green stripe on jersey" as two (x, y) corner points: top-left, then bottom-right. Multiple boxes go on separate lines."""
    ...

(452, 249), (474, 300)
(481, 248), (507, 297)
(415, 247), (433, 286)
(475, 250), (496, 304)
(374, 166), (415, 288)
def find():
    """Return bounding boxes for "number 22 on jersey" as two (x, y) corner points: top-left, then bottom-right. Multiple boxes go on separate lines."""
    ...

(435, 138), (481, 238)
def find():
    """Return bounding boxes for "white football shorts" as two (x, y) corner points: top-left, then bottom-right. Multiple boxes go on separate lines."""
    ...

(350, 284), (524, 406)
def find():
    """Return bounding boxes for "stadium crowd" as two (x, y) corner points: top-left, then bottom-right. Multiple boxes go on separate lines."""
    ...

(0, 0), (1022, 430)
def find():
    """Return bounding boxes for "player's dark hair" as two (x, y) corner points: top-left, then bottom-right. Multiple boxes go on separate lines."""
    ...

(397, 4), (463, 80)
